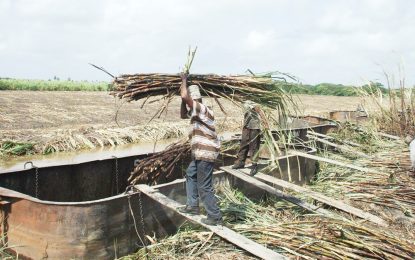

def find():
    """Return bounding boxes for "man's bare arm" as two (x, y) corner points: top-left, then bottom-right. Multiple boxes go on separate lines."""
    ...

(180, 73), (193, 108)
(180, 100), (188, 119)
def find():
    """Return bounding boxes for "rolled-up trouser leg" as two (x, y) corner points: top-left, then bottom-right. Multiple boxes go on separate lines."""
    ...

(196, 160), (222, 219)
(249, 129), (261, 163)
(185, 160), (199, 207)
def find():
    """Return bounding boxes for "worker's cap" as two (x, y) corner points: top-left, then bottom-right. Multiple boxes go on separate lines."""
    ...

(243, 100), (256, 109)
(188, 85), (202, 100)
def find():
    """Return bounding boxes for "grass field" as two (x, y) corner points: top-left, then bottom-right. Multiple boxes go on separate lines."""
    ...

(0, 78), (110, 91)
(288, 82), (388, 96)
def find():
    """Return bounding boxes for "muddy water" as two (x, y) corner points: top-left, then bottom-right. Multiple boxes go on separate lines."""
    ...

(0, 132), (237, 173)
(0, 139), (178, 173)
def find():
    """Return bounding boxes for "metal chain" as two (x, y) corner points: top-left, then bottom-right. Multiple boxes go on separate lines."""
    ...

(125, 186), (148, 259)
(112, 156), (119, 194)
(115, 157), (119, 194)
(127, 194), (141, 242)
(24, 161), (39, 198)
(138, 191), (146, 236)
(35, 167), (39, 198)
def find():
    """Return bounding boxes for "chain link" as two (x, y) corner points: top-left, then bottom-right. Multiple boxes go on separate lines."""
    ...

(115, 157), (119, 194)
(24, 162), (39, 198)
(138, 191), (146, 236)
(125, 185), (148, 258)
(35, 167), (39, 198)
(112, 156), (119, 194)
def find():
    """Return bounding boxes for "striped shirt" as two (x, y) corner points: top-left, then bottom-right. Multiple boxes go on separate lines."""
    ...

(190, 101), (220, 162)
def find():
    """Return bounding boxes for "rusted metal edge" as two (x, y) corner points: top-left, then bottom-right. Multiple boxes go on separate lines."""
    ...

(0, 187), (127, 206)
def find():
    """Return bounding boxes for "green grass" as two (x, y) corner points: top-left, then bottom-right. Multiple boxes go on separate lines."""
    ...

(0, 78), (111, 91)
(0, 141), (35, 156)
(282, 82), (388, 96)
(0, 77), (389, 96)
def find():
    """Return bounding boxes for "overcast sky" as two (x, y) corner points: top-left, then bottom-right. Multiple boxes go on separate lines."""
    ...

(1, 0), (414, 86)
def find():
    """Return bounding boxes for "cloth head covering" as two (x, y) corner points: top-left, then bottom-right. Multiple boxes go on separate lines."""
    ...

(188, 85), (202, 100)
(243, 100), (256, 110)
(404, 135), (413, 144)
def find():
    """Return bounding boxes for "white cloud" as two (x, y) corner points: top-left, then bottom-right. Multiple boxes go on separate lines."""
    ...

(245, 30), (276, 50)
(0, 0), (414, 86)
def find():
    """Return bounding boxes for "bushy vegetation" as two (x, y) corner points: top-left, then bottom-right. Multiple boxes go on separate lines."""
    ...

(0, 77), (389, 96)
(0, 141), (34, 157)
(361, 78), (415, 137)
(0, 78), (110, 91)
(283, 82), (388, 96)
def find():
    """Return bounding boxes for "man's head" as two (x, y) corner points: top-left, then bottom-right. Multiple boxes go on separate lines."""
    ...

(188, 85), (202, 103)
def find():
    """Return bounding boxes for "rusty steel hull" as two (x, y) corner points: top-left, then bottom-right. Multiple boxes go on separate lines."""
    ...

(0, 186), (189, 259)
(0, 145), (316, 259)
(0, 149), (239, 259)
(0, 149), (187, 259)
(258, 146), (317, 185)
(329, 110), (368, 123)
(273, 117), (337, 143)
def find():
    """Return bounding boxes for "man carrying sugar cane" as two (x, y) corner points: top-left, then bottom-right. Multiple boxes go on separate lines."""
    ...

(178, 73), (223, 226)
(232, 100), (261, 176)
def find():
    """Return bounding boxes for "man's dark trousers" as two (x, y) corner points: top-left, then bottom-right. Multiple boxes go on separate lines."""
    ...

(185, 160), (221, 219)
(236, 128), (261, 164)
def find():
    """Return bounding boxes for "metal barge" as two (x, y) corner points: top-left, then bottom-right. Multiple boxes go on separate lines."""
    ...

(0, 143), (318, 259)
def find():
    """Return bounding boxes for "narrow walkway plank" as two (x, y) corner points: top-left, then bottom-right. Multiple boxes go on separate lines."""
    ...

(254, 173), (388, 227)
(220, 166), (332, 216)
(308, 135), (370, 158)
(136, 184), (286, 260)
(290, 151), (385, 175)
(378, 132), (401, 140)
(308, 131), (362, 147)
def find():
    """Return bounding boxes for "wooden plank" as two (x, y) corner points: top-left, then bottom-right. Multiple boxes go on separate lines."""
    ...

(220, 166), (332, 215)
(378, 132), (401, 140)
(308, 135), (370, 158)
(254, 173), (388, 227)
(290, 151), (385, 175)
(353, 128), (400, 141)
(136, 184), (286, 260)
(308, 131), (362, 147)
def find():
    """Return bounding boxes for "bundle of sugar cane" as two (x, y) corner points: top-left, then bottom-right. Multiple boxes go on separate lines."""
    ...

(111, 72), (295, 111)
(237, 217), (415, 259)
(128, 140), (191, 185)
(108, 48), (298, 122)
(220, 187), (415, 260)
(343, 179), (415, 212)
(311, 152), (415, 216)
(128, 139), (240, 185)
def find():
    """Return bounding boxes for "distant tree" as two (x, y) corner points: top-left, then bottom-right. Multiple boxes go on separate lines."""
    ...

(361, 81), (387, 94)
